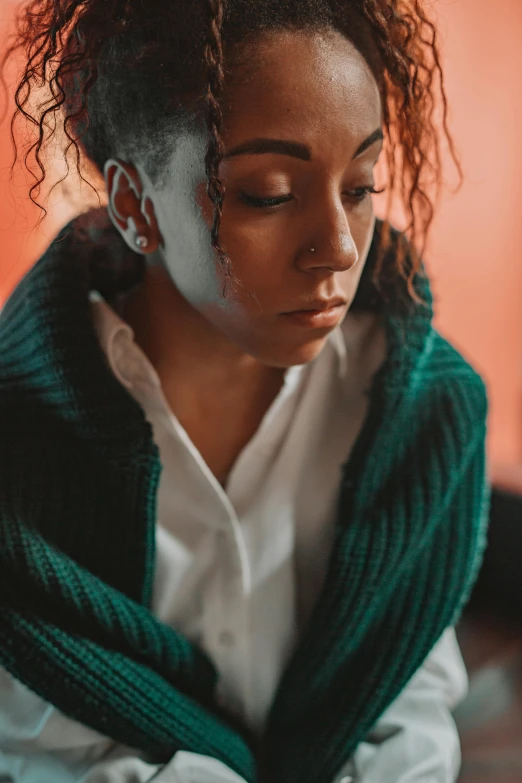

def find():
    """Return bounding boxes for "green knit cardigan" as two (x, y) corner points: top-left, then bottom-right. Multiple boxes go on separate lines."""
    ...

(0, 212), (489, 783)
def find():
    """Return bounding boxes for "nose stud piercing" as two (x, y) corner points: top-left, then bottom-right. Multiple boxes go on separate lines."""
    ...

(310, 247), (315, 253)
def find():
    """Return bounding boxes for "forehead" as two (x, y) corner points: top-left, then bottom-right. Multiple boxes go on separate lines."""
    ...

(222, 27), (382, 155)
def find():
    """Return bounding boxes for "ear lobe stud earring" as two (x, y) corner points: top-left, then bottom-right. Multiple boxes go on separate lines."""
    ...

(135, 235), (149, 249)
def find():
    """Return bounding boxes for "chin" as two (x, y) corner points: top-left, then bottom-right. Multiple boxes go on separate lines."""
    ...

(263, 335), (332, 369)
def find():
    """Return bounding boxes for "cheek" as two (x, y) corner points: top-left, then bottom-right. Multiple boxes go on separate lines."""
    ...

(158, 186), (221, 305)
(194, 184), (271, 296)
(215, 202), (291, 302)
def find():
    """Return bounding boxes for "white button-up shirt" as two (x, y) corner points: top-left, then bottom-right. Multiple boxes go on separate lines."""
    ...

(0, 291), (469, 783)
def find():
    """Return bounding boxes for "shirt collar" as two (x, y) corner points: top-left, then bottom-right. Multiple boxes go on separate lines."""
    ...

(89, 290), (161, 393)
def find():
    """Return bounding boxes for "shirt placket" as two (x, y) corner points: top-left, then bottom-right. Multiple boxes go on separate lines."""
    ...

(204, 516), (253, 722)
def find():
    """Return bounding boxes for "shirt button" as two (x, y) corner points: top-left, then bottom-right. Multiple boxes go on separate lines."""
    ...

(219, 630), (235, 646)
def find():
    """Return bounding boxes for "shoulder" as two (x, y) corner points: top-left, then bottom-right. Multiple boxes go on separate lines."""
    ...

(422, 329), (488, 423)
(381, 324), (489, 488)
(396, 328), (489, 529)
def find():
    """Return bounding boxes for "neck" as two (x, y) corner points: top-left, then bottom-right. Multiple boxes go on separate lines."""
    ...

(118, 262), (286, 417)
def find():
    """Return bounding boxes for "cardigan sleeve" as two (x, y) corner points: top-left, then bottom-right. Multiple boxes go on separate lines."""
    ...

(331, 627), (468, 783)
(0, 662), (251, 783)
(0, 663), (251, 783)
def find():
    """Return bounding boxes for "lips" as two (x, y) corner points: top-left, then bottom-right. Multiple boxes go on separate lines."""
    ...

(280, 302), (347, 329)
(283, 297), (348, 314)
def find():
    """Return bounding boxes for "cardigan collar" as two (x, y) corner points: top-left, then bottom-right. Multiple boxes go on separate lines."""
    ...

(0, 209), (433, 456)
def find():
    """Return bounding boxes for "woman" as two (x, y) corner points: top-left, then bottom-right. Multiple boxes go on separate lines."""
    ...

(0, 1), (488, 782)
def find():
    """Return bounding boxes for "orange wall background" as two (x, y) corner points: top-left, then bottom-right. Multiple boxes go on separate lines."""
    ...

(1, 0), (521, 469)
(425, 0), (522, 471)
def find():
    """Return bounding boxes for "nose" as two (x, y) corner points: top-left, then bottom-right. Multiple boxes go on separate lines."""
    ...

(298, 198), (359, 273)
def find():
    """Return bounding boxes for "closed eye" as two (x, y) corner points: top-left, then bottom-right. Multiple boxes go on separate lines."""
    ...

(237, 191), (294, 208)
(347, 185), (385, 203)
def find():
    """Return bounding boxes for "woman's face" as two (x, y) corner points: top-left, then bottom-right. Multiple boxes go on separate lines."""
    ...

(128, 27), (383, 368)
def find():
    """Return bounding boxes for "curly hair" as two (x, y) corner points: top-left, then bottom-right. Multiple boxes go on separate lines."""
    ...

(1, 0), (461, 301)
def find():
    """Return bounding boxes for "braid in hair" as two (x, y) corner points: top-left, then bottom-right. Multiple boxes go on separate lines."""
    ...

(202, 0), (237, 296)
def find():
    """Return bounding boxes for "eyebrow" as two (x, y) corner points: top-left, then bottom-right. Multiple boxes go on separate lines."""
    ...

(222, 128), (384, 162)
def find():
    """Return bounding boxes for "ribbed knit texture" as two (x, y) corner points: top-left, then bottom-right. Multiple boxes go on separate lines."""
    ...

(0, 212), (489, 783)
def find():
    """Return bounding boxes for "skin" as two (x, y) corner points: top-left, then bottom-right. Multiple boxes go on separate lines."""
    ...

(104, 27), (383, 482)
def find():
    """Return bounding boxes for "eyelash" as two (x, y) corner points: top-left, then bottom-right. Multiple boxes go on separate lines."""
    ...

(238, 186), (385, 209)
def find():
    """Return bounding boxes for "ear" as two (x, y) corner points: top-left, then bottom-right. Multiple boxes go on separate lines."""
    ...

(104, 159), (162, 254)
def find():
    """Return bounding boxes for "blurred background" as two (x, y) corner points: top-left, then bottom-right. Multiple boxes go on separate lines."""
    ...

(1, 0), (522, 781)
